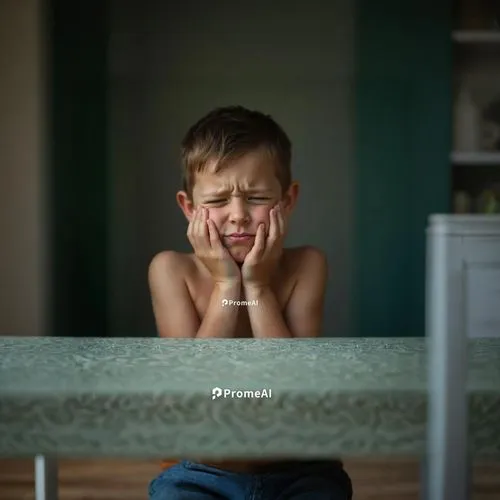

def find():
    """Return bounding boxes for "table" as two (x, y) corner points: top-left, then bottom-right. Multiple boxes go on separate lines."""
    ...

(1, 336), (500, 499)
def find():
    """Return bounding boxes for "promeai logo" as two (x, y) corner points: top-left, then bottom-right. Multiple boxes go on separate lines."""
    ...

(211, 387), (272, 400)
(212, 387), (223, 399)
(221, 299), (259, 307)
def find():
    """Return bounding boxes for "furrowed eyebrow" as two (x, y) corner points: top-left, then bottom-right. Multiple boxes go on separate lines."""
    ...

(201, 191), (230, 198)
(246, 189), (274, 194)
(202, 188), (274, 197)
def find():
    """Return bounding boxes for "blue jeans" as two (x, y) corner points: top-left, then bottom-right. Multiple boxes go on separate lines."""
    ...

(149, 460), (353, 499)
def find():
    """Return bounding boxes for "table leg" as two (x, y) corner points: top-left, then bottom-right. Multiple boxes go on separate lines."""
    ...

(35, 455), (58, 500)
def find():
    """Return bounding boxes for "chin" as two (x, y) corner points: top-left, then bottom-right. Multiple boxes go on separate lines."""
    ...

(229, 249), (248, 263)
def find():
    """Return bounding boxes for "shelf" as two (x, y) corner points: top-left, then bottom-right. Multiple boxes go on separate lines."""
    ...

(451, 152), (500, 165)
(452, 31), (500, 43)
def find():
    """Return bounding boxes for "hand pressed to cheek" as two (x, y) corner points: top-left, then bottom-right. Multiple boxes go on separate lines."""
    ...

(272, 203), (287, 237)
(241, 204), (287, 286)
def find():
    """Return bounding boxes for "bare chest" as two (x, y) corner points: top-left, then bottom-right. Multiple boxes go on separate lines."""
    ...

(187, 275), (295, 338)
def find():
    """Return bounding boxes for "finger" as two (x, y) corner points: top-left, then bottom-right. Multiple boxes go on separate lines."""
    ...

(276, 203), (286, 235)
(207, 219), (223, 250)
(187, 207), (198, 245)
(194, 207), (203, 238)
(252, 223), (267, 257)
(245, 223), (263, 259)
(189, 207), (198, 235)
(267, 207), (279, 243)
(198, 208), (211, 250)
(200, 207), (208, 236)
(192, 208), (205, 250)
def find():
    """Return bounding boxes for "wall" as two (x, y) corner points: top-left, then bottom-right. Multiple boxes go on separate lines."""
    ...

(49, 1), (108, 337)
(0, 0), (48, 336)
(108, 0), (356, 336)
(353, 0), (453, 337)
(0, 1), (453, 339)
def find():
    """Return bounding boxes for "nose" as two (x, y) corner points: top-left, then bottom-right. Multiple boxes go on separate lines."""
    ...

(228, 197), (250, 225)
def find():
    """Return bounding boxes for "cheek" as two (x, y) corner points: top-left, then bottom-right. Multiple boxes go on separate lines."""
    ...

(206, 208), (223, 225)
(251, 206), (272, 224)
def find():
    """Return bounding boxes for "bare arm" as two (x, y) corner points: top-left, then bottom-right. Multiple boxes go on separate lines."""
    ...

(244, 247), (327, 338)
(196, 280), (241, 338)
(243, 285), (293, 338)
(283, 247), (327, 337)
(148, 252), (242, 338)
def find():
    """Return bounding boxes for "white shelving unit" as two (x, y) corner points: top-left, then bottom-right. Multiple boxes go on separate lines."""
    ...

(451, 15), (500, 214)
(451, 151), (500, 165)
(452, 30), (500, 43)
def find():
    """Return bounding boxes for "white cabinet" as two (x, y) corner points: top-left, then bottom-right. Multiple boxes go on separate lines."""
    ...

(427, 215), (500, 338)
(425, 214), (500, 500)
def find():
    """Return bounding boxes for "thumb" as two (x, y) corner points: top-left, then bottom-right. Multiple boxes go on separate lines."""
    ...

(207, 219), (224, 250)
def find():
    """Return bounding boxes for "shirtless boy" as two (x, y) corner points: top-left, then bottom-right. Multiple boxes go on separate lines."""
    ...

(148, 106), (352, 499)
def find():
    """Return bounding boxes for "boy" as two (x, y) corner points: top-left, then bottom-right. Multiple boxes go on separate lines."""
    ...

(148, 106), (352, 499)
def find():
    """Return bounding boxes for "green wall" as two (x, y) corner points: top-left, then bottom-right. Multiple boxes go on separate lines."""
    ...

(353, 0), (453, 337)
(49, 1), (109, 336)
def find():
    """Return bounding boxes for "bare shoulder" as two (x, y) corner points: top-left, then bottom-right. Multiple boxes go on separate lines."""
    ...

(148, 250), (192, 279)
(283, 245), (328, 279)
(148, 251), (201, 338)
(148, 251), (206, 295)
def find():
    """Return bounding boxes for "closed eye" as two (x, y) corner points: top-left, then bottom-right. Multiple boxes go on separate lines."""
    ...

(205, 197), (271, 204)
(205, 199), (227, 204)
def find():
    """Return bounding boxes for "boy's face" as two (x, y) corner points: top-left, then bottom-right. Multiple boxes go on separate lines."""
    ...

(178, 150), (299, 263)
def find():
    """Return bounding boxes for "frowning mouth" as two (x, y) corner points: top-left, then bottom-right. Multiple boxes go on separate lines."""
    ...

(225, 233), (254, 243)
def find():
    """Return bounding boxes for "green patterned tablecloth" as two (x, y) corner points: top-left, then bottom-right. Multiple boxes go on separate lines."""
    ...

(0, 337), (499, 458)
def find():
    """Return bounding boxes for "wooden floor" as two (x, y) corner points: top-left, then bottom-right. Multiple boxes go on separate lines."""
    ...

(1, 458), (499, 499)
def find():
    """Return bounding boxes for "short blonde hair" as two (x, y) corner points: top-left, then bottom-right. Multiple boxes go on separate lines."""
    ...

(181, 106), (292, 198)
